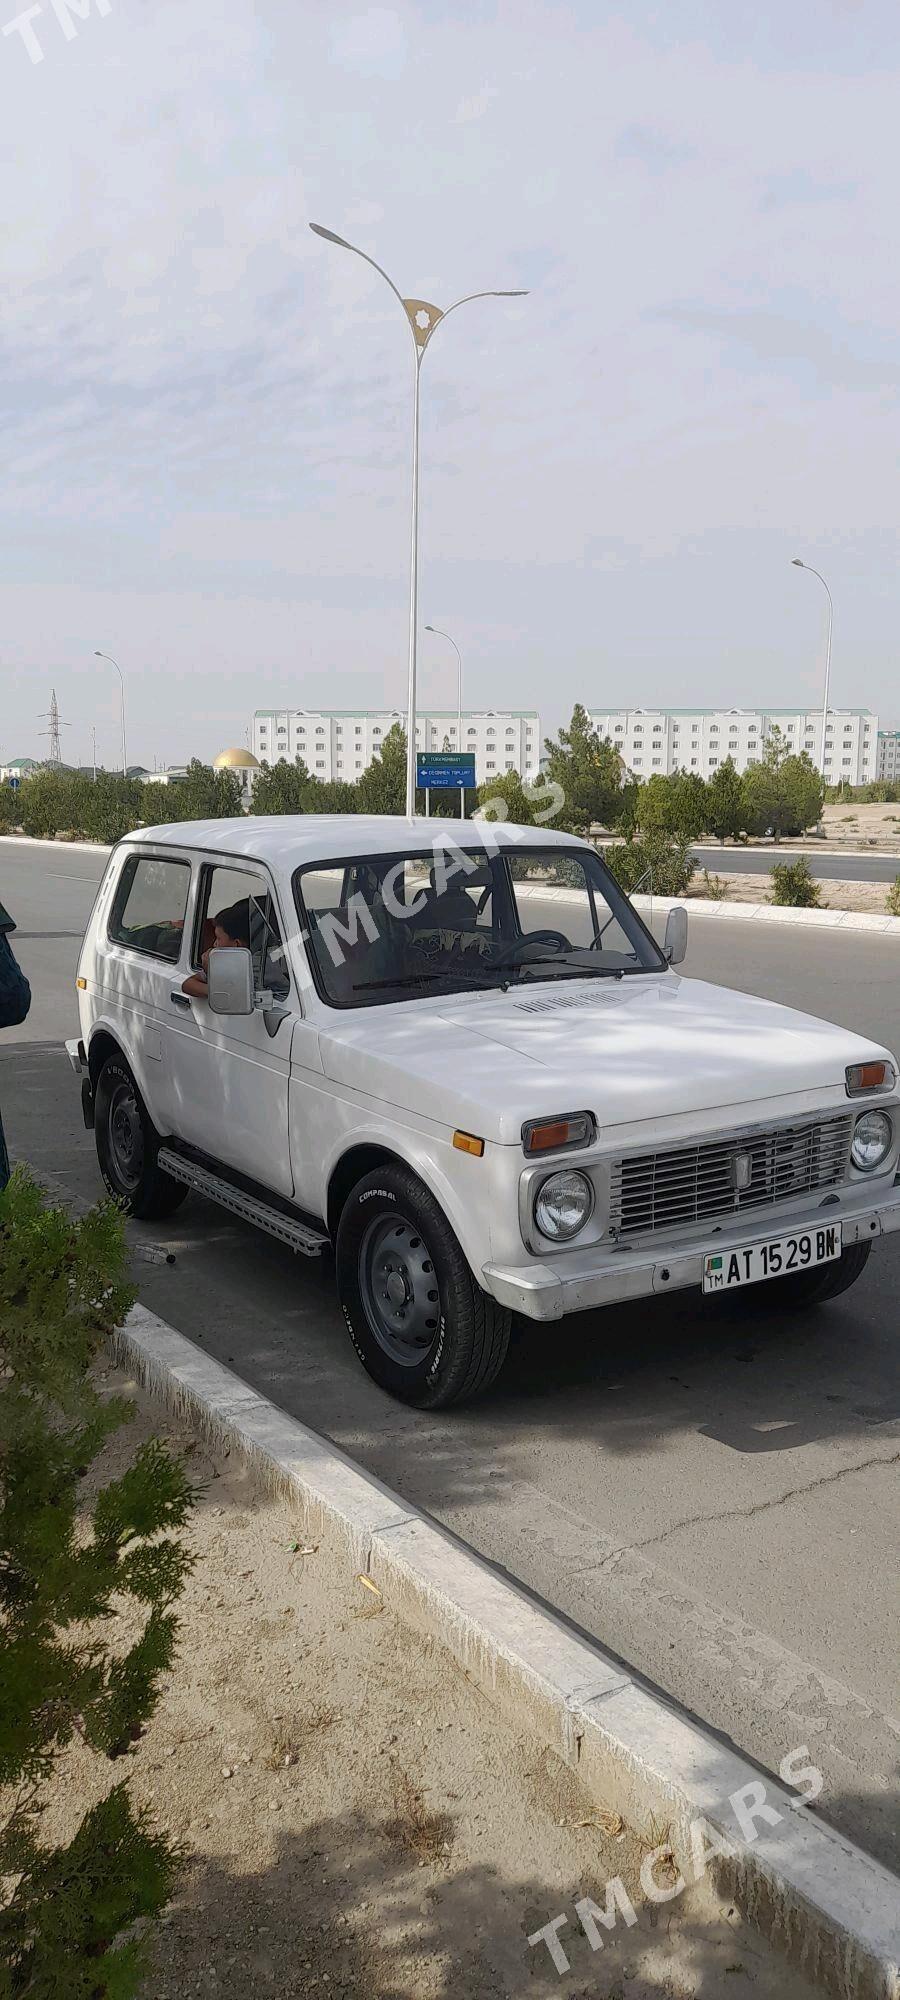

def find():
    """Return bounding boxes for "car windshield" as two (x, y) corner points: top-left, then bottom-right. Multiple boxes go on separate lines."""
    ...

(294, 844), (665, 1008)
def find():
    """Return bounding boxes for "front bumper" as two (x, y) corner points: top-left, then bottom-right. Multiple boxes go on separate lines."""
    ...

(482, 1177), (900, 1321)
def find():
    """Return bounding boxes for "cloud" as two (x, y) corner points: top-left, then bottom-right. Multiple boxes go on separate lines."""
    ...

(328, 8), (408, 79)
(455, 83), (499, 123)
(2, 0), (900, 761)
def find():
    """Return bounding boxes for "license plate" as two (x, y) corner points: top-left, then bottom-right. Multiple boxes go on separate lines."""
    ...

(702, 1223), (842, 1293)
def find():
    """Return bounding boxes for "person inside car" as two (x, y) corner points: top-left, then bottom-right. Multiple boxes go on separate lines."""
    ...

(182, 903), (250, 1000)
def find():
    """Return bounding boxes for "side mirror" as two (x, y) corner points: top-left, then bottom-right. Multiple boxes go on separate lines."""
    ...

(663, 906), (688, 967)
(207, 946), (254, 1015)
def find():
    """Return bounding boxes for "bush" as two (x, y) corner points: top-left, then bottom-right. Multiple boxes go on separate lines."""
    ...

(886, 876), (900, 917)
(603, 834), (696, 898)
(770, 857), (821, 907)
(0, 1169), (193, 1996)
(700, 867), (727, 900)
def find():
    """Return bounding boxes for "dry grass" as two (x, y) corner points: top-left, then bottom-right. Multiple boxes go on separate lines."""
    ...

(386, 1766), (454, 1867)
(263, 1703), (339, 1768)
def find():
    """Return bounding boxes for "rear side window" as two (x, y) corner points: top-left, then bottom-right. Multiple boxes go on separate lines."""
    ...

(108, 855), (190, 963)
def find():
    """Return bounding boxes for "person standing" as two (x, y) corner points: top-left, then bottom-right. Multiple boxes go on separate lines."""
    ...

(0, 900), (32, 1189)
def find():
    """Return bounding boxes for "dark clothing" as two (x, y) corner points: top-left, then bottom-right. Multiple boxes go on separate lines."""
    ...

(0, 918), (32, 1189)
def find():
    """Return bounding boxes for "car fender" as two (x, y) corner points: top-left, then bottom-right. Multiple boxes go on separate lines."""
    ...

(86, 1008), (164, 1125)
(322, 1115), (498, 1280)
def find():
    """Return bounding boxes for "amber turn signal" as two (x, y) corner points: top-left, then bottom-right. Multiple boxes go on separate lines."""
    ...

(846, 1061), (893, 1096)
(76, 976), (87, 990)
(521, 1110), (596, 1155)
(453, 1129), (484, 1157)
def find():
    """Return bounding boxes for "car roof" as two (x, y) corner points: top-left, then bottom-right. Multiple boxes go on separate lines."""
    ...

(120, 814), (588, 866)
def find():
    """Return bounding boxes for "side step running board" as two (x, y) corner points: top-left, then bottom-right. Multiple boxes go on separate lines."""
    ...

(157, 1148), (328, 1257)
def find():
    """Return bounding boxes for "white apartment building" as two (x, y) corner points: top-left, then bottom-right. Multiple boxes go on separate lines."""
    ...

(252, 709), (542, 786)
(877, 730), (900, 782)
(587, 708), (878, 786)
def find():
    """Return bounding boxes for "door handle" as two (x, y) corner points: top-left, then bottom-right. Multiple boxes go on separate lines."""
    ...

(170, 990), (191, 1010)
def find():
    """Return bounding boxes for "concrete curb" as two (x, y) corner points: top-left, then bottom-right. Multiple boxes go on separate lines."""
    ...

(632, 892), (900, 936)
(0, 833), (112, 855)
(115, 1302), (900, 2000)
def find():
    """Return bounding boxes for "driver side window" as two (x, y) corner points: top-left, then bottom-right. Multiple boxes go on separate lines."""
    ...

(194, 865), (291, 1002)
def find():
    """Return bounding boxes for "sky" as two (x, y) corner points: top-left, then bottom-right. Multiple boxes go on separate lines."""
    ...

(1, 0), (899, 769)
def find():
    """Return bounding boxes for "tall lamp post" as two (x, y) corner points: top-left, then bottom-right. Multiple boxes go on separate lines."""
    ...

(94, 651), (127, 777)
(309, 223), (526, 817)
(425, 623), (465, 817)
(791, 560), (833, 782)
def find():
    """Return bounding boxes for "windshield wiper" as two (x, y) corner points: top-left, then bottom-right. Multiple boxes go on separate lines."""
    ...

(352, 965), (508, 994)
(508, 953), (626, 979)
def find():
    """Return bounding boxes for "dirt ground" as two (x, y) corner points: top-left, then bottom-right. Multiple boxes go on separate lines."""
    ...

(13, 1365), (829, 2000)
(688, 869), (898, 913)
(819, 803), (900, 849)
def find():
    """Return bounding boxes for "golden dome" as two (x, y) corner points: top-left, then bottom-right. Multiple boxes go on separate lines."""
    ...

(214, 747), (260, 769)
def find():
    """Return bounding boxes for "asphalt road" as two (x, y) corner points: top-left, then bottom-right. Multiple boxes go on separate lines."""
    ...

(691, 843), (900, 883)
(3, 838), (899, 1870)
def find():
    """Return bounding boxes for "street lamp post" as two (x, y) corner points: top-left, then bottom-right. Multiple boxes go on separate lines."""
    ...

(791, 560), (833, 781)
(310, 224), (526, 817)
(94, 651), (127, 777)
(425, 624), (465, 816)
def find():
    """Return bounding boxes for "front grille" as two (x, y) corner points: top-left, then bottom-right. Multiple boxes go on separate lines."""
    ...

(609, 1115), (853, 1240)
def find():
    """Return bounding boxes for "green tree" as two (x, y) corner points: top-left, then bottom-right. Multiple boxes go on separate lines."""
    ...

(474, 769), (538, 825)
(17, 769), (88, 840)
(635, 770), (707, 842)
(135, 780), (182, 828)
(0, 1168), (193, 1998)
(251, 758), (311, 815)
(83, 774), (144, 844)
(176, 760), (242, 819)
(603, 832), (696, 897)
(543, 705), (627, 835)
(742, 735), (823, 841)
(304, 778), (360, 814)
(357, 723), (407, 814)
(781, 753), (824, 835)
(705, 756), (744, 842)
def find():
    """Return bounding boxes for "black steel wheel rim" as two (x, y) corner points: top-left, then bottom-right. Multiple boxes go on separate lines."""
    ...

(107, 1078), (143, 1192)
(359, 1210), (441, 1367)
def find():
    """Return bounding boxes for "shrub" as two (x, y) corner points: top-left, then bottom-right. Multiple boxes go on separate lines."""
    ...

(770, 857), (821, 907)
(886, 876), (900, 917)
(603, 834), (696, 898)
(0, 1168), (193, 1997)
(700, 867), (727, 900)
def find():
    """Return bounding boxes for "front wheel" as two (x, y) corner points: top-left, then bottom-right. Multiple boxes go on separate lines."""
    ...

(335, 1164), (511, 1408)
(726, 1239), (872, 1314)
(768, 1238), (872, 1307)
(94, 1054), (189, 1220)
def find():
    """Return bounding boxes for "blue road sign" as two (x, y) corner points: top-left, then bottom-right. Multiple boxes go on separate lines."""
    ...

(6, 778), (20, 793)
(416, 752), (477, 790)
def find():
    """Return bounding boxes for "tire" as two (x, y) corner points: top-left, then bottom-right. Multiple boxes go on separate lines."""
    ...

(335, 1164), (511, 1408)
(732, 1239), (872, 1313)
(94, 1054), (189, 1221)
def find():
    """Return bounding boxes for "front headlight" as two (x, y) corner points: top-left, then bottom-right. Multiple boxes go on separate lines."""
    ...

(534, 1169), (594, 1241)
(851, 1109), (893, 1172)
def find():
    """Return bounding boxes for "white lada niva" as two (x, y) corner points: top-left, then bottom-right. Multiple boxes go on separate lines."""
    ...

(67, 814), (900, 1406)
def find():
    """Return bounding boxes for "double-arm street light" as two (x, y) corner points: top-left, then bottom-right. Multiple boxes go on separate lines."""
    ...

(310, 223), (526, 816)
(791, 559), (833, 780)
(94, 651), (127, 777)
(425, 623), (465, 816)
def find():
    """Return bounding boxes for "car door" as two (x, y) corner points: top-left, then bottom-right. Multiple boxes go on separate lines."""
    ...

(164, 858), (295, 1197)
(102, 846), (194, 1119)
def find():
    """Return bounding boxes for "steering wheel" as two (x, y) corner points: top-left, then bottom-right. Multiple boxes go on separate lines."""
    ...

(495, 929), (571, 966)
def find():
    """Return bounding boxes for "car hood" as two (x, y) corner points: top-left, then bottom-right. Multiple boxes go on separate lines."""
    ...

(317, 972), (894, 1145)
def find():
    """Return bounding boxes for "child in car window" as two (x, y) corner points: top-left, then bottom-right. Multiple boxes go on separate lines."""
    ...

(182, 903), (250, 1000)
